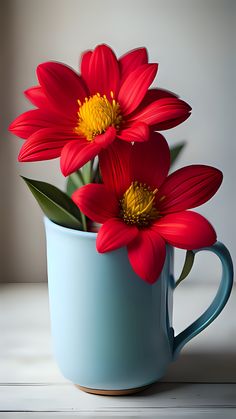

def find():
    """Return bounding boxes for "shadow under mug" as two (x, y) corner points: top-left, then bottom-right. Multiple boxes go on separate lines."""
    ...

(44, 217), (233, 395)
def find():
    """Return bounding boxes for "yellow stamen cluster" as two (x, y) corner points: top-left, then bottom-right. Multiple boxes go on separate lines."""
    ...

(75, 92), (122, 140)
(120, 181), (159, 227)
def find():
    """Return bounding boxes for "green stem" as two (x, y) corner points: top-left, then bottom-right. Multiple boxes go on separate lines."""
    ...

(91, 157), (95, 171)
(69, 172), (87, 230)
(82, 161), (92, 184)
(80, 211), (87, 231)
(70, 171), (85, 187)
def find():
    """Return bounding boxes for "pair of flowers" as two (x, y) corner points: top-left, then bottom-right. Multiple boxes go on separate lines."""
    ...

(9, 44), (222, 283)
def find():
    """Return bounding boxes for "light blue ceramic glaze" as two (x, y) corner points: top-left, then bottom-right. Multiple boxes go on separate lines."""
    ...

(44, 217), (233, 391)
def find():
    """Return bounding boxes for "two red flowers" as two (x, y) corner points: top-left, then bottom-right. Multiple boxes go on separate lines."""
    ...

(9, 44), (223, 284)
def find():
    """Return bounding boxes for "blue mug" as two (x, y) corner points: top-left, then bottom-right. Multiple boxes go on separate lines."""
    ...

(44, 217), (233, 395)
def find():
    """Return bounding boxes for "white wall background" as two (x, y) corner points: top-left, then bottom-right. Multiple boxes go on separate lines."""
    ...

(1, 0), (235, 282)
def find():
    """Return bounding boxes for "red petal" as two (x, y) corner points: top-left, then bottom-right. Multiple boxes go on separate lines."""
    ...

(127, 228), (166, 284)
(18, 128), (77, 162)
(131, 132), (170, 189)
(129, 97), (191, 127)
(80, 49), (92, 85)
(72, 184), (119, 224)
(9, 109), (72, 139)
(119, 47), (148, 83)
(157, 165), (223, 214)
(151, 114), (191, 131)
(131, 88), (178, 115)
(118, 64), (158, 115)
(154, 211), (216, 249)
(94, 126), (116, 147)
(117, 122), (149, 142)
(24, 86), (51, 109)
(37, 62), (88, 116)
(60, 139), (101, 176)
(99, 140), (132, 198)
(97, 218), (138, 253)
(86, 44), (120, 98)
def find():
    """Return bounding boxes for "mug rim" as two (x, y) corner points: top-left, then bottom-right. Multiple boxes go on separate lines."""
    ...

(44, 217), (173, 252)
(44, 216), (98, 239)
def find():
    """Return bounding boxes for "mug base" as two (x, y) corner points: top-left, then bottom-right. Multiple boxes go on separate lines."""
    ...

(77, 383), (153, 396)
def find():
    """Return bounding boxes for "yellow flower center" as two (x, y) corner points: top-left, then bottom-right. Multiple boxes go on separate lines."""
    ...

(75, 92), (122, 140)
(120, 181), (159, 227)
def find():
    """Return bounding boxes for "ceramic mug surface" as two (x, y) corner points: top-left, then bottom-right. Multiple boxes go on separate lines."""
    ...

(44, 217), (233, 393)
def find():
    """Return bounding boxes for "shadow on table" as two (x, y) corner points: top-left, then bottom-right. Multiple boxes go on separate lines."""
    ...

(135, 351), (236, 397)
(164, 351), (236, 383)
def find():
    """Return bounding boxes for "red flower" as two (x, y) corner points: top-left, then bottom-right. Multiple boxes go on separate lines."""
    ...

(9, 44), (191, 176)
(72, 134), (222, 284)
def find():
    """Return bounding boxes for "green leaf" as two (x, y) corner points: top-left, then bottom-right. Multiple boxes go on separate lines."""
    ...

(175, 250), (195, 287)
(65, 171), (88, 231)
(66, 172), (84, 197)
(22, 176), (82, 230)
(170, 142), (186, 167)
(82, 161), (92, 184)
(66, 176), (77, 197)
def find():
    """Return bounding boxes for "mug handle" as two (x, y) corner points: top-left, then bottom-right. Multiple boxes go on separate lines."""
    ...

(173, 241), (234, 359)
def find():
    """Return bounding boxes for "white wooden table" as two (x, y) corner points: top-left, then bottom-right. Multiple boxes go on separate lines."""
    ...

(0, 283), (235, 418)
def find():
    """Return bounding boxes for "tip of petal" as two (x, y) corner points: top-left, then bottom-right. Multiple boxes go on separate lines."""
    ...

(94, 126), (116, 148)
(60, 164), (69, 177)
(95, 43), (114, 52)
(18, 144), (31, 162)
(96, 241), (106, 253)
(36, 61), (71, 84)
(36, 62), (52, 87)
(18, 150), (26, 162)
(8, 121), (16, 133)
(178, 99), (192, 113)
(135, 47), (148, 59)
(36, 61), (49, 77)
(8, 119), (27, 139)
(23, 88), (30, 100)
(60, 156), (75, 177)
(215, 168), (223, 183)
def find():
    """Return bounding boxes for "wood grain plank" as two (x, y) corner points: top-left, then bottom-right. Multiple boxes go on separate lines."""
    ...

(0, 409), (236, 418)
(0, 384), (235, 412)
